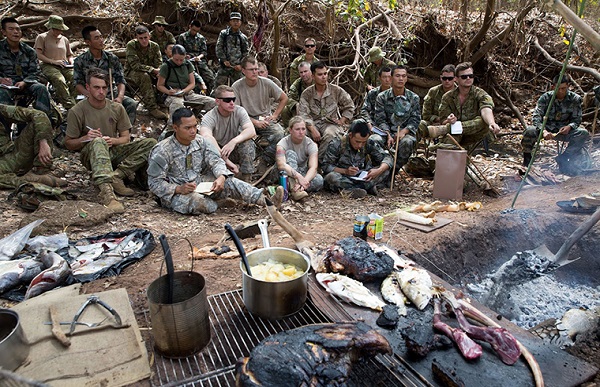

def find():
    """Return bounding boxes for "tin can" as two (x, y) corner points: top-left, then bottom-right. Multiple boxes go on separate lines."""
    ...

(353, 215), (370, 240)
(279, 171), (289, 202)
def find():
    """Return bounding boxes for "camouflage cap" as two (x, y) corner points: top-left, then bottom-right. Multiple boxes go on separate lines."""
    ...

(45, 15), (69, 31)
(230, 12), (242, 20)
(368, 46), (386, 63)
(152, 16), (169, 26)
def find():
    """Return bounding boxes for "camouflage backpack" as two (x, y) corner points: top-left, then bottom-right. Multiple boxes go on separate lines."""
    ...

(8, 182), (75, 212)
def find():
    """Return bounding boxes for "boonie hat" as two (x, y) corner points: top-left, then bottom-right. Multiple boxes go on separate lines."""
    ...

(368, 46), (386, 63)
(152, 16), (169, 26)
(45, 15), (69, 31)
(230, 12), (242, 20)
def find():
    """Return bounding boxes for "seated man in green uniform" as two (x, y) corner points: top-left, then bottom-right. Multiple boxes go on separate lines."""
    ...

(148, 107), (283, 214)
(322, 119), (392, 198)
(0, 104), (66, 188)
(281, 61), (313, 128)
(521, 74), (590, 169)
(418, 64), (456, 139)
(150, 16), (175, 61)
(289, 38), (319, 84)
(65, 68), (157, 212)
(176, 19), (216, 94)
(364, 46), (395, 91)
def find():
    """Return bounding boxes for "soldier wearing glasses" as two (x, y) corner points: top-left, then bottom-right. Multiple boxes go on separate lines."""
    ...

(436, 62), (500, 149)
(289, 38), (319, 84)
(199, 85), (256, 182)
(418, 64), (456, 139)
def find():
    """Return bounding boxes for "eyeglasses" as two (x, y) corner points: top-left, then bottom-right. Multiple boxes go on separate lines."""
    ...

(459, 74), (474, 79)
(441, 76), (455, 81)
(219, 97), (236, 103)
(305, 44), (316, 48)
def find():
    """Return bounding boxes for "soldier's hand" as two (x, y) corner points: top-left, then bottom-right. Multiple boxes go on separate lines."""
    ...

(347, 166), (359, 176)
(233, 65), (242, 72)
(102, 136), (114, 147)
(221, 142), (236, 159)
(38, 140), (52, 165)
(489, 123), (501, 135)
(366, 167), (382, 181)
(224, 61), (231, 68)
(212, 175), (226, 193)
(387, 134), (395, 149)
(543, 130), (554, 140)
(176, 182), (196, 195)
(113, 95), (124, 104)
(310, 127), (321, 142)
(447, 113), (457, 124)
(225, 159), (239, 175)
(558, 125), (571, 135)
(15, 81), (26, 90)
(0, 78), (11, 86)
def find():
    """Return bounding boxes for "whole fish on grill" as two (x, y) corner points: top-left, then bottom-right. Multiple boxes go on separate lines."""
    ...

(316, 272), (385, 311)
(380, 271), (408, 316)
(235, 322), (392, 386)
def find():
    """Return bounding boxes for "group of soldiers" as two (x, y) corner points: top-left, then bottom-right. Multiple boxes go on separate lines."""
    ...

(0, 12), (596, 216)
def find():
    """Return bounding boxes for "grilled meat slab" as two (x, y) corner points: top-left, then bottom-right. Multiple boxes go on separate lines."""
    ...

(235, 322), (392, 386)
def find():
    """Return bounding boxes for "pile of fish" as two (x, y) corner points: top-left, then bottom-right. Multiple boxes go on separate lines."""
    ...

(235, 322), (392, 386)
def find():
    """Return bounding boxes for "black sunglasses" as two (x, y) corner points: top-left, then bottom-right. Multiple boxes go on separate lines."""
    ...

(220, 97), (236, 103)
(441, 76), (455, 81)
(459, 74), (474, 79)
(305, 44), (316, 48)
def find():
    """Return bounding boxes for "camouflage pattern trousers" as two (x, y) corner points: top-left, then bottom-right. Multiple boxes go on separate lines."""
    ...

(284, 149), (323, 192)
(41, 63), (76, 110)
(0, 123), (50, 188)
(228, 139), (256, 175)
(215, 67), (243, 87)
(166, 176), (263, 214)
(371, 133), (416, 169)
(309, 123), (345, 161)
(441, 117), (488, 151)
(0, 83), (53, 118)
(521, 125), (590, 155)
(126, 70), (159, 111)
(165, 93), (215, 125)
(193, 61), (215, 94)
(324, 168), (390, 192)
(80, 137), (157, 186)
(256, 121), (285, 165)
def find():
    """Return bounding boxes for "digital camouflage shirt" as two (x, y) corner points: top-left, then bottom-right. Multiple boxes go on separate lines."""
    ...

(150, 30), (176, 54)
(215, 27), (249, 67)
(124, 39), (162, 74)
(73, 49), (126, 87)
(532, 90), (582, 132)
(321, 134), (393, 175)
(176, 31), (208, 59)
(438, 86), (494, 125)
(360, 86), (382, 125)
(374, 87), (421, 135)
(0, 39), (42, 83)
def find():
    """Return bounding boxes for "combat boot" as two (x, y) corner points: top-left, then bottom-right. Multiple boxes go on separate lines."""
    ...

(98, 183), (125, 213)
(523, 153), (532, 167)
(149, 109), (169, 120)
(22, 171), (67, 187)
(112, 170), (135, 197)
(428, 124), (450, 138)
(290, 190), (309, 201)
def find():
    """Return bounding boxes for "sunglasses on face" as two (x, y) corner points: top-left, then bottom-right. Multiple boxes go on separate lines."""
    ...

(219, 97), (236, 103)
(459, 74), (474, 79)
(441, 76), (455, 81)
(305, 44), (316, 48)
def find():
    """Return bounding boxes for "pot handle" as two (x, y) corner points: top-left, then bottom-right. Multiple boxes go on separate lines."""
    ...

(159, 235), (175, 304)
(224, 223), (252, 277)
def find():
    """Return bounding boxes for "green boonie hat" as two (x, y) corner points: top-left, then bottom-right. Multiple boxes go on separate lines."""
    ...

(152, 16), (169, 26)
(230, 12), (242, 20)
(45, 15), (69, 31)
(368, 46), (386, 63)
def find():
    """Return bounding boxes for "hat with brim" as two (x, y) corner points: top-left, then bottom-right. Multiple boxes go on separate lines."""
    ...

(230, 12), (242, 20)
(152, 16), (169, 26)
(368, 46), (386, 63)
(44, 15), (69, 31)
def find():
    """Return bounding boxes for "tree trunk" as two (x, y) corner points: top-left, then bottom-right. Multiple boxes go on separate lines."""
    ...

(548, 0), (600, 52)
(463, 0), (496, 60)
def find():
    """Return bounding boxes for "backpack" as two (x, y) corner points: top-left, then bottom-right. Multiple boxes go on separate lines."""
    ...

(8, 182), (75, 212)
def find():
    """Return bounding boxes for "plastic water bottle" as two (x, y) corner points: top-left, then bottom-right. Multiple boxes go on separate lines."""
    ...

(279, 171), (289, 202)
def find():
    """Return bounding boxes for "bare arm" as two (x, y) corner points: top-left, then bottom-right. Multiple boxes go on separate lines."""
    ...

(481, 107), (500, 134)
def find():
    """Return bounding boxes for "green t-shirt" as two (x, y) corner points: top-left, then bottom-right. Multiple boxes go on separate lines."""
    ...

(159, 59), (195, 90)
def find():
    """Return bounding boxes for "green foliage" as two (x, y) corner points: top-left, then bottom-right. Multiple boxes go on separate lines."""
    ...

(333, 0), (397, 22)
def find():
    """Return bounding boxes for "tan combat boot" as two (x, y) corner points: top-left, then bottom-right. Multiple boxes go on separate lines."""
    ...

(291, 190), (309, 201)
(22, 171), (67, 187)
(149, 108), (169, 120)
(428, 124), (450, 138)
(99, 183), (125, 213)
(112, 170), (135, 197)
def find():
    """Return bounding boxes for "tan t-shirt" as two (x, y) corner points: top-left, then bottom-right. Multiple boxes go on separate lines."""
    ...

(66, 99), (131, 139)
(232, 76), (282, 118)
(34, 32), (72, 62)
(277, 135), (318, 168)
(201, 105), (251, 146)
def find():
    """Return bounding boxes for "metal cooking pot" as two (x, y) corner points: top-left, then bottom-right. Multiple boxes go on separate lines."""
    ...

(241, 247), (310, 320)
(0, 309), (30, 371)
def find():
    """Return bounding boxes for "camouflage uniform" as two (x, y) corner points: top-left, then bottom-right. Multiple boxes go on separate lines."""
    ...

(35, 32), (76, 110)
(124, 39), (163, 111)
(521, 90), (590, 155)
(281, 77), (311, 127)
(321, 134), (392, 192)
(150, 29), (176, 58)
(374, 87), (420, 168)
(297, 83), (355, 160)
(147, 135), (263, 214)
(73, 49), (138, 124)
(438, 86), (494, 149)
(67, 100), (156, 186)
(0, 104), (53, 188)
(363, 58), (395, 88)
(176, 31), (216, 93)
(0, 39), (54, 122)
(289, 54), (319, 84)
(417, 83), (455, 137)
(215, 27), (249, 87)
(359, 86), (382, 126)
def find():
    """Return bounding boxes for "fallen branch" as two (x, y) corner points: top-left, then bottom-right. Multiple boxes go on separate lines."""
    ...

(491, 81), (528, 130)
(532, 36), (600, 82)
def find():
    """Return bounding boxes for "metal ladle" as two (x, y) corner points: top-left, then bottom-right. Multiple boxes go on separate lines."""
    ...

(257, 219), (270, 248)
(224, 223), (252, 277)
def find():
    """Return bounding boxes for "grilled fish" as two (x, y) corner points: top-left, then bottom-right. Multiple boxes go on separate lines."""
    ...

(397, 267), (433, 310)
(24, 250), (71, 299)
(380, 272), (408, 316)
(236, 322), (392, 386)
(316, 272), (385, 311)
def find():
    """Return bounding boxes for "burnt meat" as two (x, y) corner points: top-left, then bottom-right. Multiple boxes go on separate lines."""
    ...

(323, 237), (394, 282)
(235, 322), (392, 386)
(376, 304), (400, 328)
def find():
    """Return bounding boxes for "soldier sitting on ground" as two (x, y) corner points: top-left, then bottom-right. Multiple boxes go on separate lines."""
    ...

(199, 85), (256, 182)
(0, 104), (66, 188)
(360, 66), (392, 131)
(257, 61), (282, 89)
(150, 16), (176, 61)
(321, 119), (392, 198)
(521, 73), (590, 170)
(215, 12), (249, 87)
(281, 61), (313, 128)
(275, 116), (323, 202)
(147, 107), (283, 215)
(289, 38), (319, 85)
(65, 68), (157, 212)
(125, 25), (169, 120)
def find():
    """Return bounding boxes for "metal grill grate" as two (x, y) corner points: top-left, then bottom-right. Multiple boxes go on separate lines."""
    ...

(146, 277), (431, 387)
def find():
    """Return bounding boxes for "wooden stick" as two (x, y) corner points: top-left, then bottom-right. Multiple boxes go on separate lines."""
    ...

(390, 131), (401, 190)
(50, 305), (71, 347)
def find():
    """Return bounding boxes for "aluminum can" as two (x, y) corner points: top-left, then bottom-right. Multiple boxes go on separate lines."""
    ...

(279, 171), (289, 202)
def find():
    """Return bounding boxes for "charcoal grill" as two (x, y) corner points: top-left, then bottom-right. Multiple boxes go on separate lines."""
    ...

(145, 276), (432, 387)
